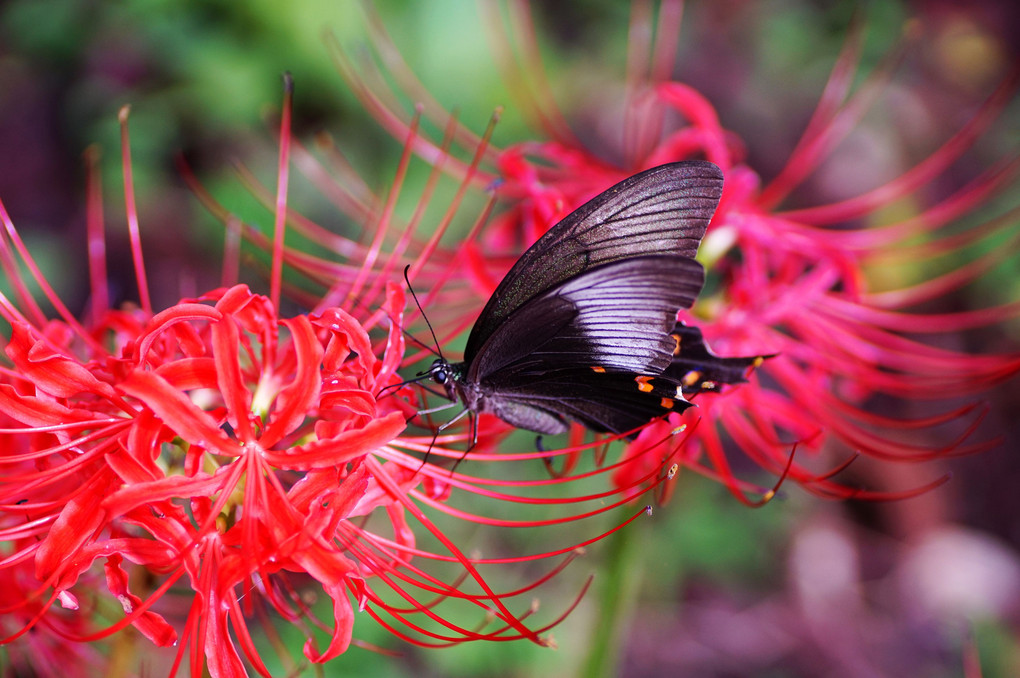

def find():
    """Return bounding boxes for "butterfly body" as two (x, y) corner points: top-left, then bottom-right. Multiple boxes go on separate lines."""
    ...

(421, 161), (763, 440)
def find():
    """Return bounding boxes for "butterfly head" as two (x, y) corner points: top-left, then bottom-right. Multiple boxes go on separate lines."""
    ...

(428, 358), (462, 402)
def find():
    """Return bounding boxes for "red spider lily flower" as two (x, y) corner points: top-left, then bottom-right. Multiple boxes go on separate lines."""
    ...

(0, 84), (688, 675)
(328, 2), (1020, 503)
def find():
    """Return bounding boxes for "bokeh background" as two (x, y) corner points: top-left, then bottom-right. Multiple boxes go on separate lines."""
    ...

(1, 1), (1019, 676)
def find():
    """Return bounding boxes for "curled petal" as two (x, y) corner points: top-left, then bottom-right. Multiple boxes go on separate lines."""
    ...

(260, 315), (324, 448)
(35, 468), (115, 585)
(0, 384), (98, 427)
(118, 370), (238, 457)
(103, 554), (177, 647)
(6, 324), (116, 399)
(263, 411), (405, 470)
(304, 576), (356, 662)
(134, 303), (222, 365)
(313, 307), (377, 380)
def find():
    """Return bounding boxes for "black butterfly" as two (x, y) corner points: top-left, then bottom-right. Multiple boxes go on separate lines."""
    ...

(420, 160), (763, 443)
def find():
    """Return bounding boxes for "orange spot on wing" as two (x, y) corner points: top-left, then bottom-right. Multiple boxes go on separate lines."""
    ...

(635, 376), (654, 392)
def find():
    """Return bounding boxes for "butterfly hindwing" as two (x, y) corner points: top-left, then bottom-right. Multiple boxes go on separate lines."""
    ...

(483, 323), (771, 438)
(464, 161), (724, 361)
(665, 323), (767, 394)
(483, 369), (692, 437)
(473, 324), (772, 439)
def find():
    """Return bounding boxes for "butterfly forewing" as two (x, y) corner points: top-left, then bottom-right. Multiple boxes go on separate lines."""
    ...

(464, 161), (724, 361)
(467, 255), (705, 382)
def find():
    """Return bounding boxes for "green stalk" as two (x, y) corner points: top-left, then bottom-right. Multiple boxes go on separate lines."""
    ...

(579, 519), (649, 678)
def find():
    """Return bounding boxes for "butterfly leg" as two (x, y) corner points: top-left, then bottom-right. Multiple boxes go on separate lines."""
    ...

(416, 426), (441, 474)
(417, 400), (460, 417)
(437, 406), (471, 432)
(469, 411), (478, 451)
(414, 407), (468, 472)
(438, 408), (477, 474)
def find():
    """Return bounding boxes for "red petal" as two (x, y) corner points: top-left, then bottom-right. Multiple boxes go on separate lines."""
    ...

(102, 471), (222, 517)
(134, 303), (221, 364)
(6, 324), (115, 399)
(376, 282), (407, 384)
(206, 588), (247, 678)
(153, 357), (219, 390)
(0, 384), (97, 427)
(263, 411), (405, 470)
(210, 307), (254, 442)
(35, 468), (115, 584)
(119, 370), (237, 457)
(313, 308), (376, 378)
(104, 554), (177, 646)
(304, 576), (355, 662)
(260, 315), (323, 448)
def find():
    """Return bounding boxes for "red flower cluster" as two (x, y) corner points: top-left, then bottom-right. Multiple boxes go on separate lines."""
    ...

(0, 246), (418, 672)
(0, 98), (673, 675)
(333, 1), (1020, 502)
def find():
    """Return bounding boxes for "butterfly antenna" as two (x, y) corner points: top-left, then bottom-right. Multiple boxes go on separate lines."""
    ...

(404, 265), (444, 361)
(346, 289), (442, 358)
(377, 377), (450, 400)
(404, 330), (442, 357)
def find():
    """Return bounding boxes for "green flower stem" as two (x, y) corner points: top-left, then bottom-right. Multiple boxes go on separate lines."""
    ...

(581, 518), (650, 678)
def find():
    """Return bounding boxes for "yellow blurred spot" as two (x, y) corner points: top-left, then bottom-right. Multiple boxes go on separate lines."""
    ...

(671, 333), (682, 355)
(935, 17), (1007, 91)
